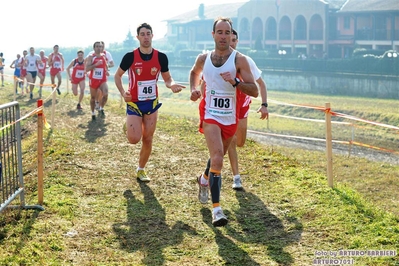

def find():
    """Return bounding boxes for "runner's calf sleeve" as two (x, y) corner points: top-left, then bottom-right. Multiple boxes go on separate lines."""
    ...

(209, 172), (222, 204)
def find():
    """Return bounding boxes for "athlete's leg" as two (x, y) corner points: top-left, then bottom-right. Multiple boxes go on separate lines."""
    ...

(138, 111), (158, 168)
(56, 72), (62, 93)
(78, 80), (85, 104)
(99, 82), (108, 109)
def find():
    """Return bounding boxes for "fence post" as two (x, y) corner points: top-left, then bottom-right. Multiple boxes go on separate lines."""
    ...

(37, 99), (44, 204)
(325, 102), (333, 188)
(66, 76), (69, 94)
(51, 86), (56, 128)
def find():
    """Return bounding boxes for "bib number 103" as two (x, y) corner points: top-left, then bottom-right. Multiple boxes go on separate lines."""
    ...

(212, 98), (231, 109)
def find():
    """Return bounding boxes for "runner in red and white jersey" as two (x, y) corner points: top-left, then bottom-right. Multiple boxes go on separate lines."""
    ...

(86, 41), (109, 120)
(67, 50), (86, 110)
(189, 18), (258, 227)
(18, 50), (28, 94)
(37, 50), (48, 98)
(48, 45), (64, 95)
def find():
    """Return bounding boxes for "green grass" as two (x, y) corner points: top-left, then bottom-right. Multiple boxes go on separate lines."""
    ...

(0, 81), (398, 265)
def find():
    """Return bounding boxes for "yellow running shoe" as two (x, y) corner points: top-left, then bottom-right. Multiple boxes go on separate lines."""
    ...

(137, 170), (150, 182)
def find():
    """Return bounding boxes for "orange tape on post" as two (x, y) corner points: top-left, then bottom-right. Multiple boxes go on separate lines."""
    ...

(37, 99), (43, 116)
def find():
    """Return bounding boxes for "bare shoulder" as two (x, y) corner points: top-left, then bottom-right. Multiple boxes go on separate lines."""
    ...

(196, 53), (207, 63)
(235, 51), (250, 67)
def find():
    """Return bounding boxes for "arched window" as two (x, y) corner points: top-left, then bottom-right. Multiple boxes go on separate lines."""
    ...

(265, 17), (277, 40)
(294, 15), (307, 40)
(309, 14), (323, 40)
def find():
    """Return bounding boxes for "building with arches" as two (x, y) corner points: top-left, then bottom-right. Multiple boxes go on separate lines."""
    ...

(164, 0), (399, 58)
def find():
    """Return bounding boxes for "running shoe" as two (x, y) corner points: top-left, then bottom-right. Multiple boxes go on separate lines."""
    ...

(29, 92), (33, 100)
(197, 175), (209, 204)
(77, 103), (82, 110)
(212, 209), (228, 227)
(56, 88), (61, 95)
(137, 170), (150, 182)
(232, 176), (243, 190)
(91, 114), (96, 121)
(99, 109), (105, 118)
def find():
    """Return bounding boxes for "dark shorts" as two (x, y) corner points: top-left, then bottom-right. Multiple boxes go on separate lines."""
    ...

(27, 71), (37, 79)
(126, 98), (162, 117)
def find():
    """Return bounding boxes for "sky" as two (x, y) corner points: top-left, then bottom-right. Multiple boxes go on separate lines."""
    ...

(2, 0), (246, 60)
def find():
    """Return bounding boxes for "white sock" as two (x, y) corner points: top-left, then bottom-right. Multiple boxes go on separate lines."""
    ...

(234, 174), (241, 180)
(137, 167), (144, 172)
(213, 206), (221, 214)
(200, 174), (208, 186)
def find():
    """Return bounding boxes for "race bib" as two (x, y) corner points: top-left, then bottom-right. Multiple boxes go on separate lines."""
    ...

(54, 61), (61, 68)
(38, 63), (44, 69)
(75, 70), (85, 78)
(208, 91), (234, 116)
(137, 79), (157, 101)
(93, 68), (104, 79)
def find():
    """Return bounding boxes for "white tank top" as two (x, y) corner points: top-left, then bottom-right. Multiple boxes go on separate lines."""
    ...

(202, 50), (238, 125)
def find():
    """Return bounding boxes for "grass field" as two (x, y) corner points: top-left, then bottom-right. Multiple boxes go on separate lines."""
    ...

(0, 79), (398, 265)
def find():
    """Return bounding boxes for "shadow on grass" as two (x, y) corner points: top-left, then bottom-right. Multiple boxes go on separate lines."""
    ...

(201, 208), (261, 266)
(77, 117), (109, 143)
(227, 190), (302, 265)
(66, 108), (84, 118)
(112, 182), (197, 266)
(43, 98), (59, 107)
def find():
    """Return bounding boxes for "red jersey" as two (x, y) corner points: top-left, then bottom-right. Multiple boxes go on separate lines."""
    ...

(20, 57), (27, 77)
(49, 53), (62, 69)
(128, 49), (161, 102)
(71, 58), (86, 84)
(38, 57), (48, 76)
(89, 55), (107, 82)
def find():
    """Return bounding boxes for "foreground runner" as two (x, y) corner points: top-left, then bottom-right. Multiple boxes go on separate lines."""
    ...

(114, 22), (185, 183)
(190, 17), (258, 226)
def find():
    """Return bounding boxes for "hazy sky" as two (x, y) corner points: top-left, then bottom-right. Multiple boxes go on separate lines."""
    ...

(2, 0), (246, 59)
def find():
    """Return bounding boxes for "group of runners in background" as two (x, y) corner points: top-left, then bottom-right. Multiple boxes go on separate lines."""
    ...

(6, 42), (113, 120)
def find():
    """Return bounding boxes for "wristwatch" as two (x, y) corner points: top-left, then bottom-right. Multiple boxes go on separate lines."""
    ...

(261, 103), (268, 107)
(232, 77), (240, 87)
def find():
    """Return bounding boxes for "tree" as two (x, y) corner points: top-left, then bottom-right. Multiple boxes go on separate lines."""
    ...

(123, 29), (136, 48)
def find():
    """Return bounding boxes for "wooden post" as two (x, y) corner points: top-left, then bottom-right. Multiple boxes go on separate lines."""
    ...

(325, 103), (333, 188)
(37, 99), (44, 204)
(51, 85), (56, 128)
(13, 77), (17, 101)
(66, 76), (69, 94)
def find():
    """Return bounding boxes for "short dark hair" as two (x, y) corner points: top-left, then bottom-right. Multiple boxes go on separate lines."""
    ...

(53, 45), (59, 49)
(93, 41), (102, 49)
(0, 53), (3, 57)
(137, 23), (152, 35)
(212, 17), (233, 32)
(77, 50), (84, 55)
(232, 29), (238, 40)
